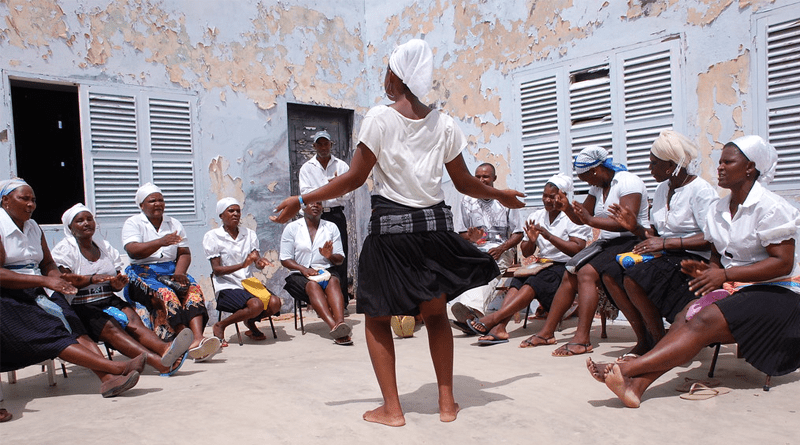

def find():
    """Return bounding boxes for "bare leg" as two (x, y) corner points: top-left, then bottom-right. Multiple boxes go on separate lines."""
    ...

(324, 277), (346, 327)
(479, 286), (537, 340)
(59, 336), (127, 382)
(551, 265), (598, 356)
(624, 276), (668, 344)
(305, 281), (339, 330)
(188, 314), (206, 348)
(521, 271), (577, 347)
(419, 295), (459, 422)
(213, 298), (264, 340)
(362, 314), (405, 427)
(602, 274), (651, 356)
(122, 307), (170, 356)
(98, 320), (171, 374)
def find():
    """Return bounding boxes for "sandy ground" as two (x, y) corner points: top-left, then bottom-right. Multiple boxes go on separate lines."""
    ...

(1, 312), (798, 445)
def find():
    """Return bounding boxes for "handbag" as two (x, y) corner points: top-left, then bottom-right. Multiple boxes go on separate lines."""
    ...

(565, 239), (607, 274)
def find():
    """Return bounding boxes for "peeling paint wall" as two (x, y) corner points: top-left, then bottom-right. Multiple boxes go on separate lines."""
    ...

(2, 0), (799, 308)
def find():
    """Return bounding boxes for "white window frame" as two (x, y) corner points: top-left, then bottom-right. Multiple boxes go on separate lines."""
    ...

(512, 36), (684, 207)
(753, 4), (800, 192)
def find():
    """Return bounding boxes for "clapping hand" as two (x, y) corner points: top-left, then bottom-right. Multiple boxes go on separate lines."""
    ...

(160, 231), (183, 247)
(319, 240), (335, 259)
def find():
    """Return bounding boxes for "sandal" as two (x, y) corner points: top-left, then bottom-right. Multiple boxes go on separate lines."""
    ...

(244, 330), (267, 341)
(519, 334), (556, 348)
(333, 336), (353, 346)
(0, 408), (12, 423)
(160, 351), (189, 377)
(329, 322), (352, 339)
(466, 318), (489, 336)
(552, 342), (593, 357)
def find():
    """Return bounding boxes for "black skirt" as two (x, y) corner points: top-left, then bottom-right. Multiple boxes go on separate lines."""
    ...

(283, 269), (341, 304)
(0, 288), (86, 372)
(624, 251), (705, 323)
(508, 263), (567, 312)
(587, 236), (639, 285)
(715, 285), (800, 376)
(71, 296), (133, 342)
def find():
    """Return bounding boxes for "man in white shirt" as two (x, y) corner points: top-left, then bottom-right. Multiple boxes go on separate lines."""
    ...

(298, 130), (351, 308)
(450, 163), (523, 324)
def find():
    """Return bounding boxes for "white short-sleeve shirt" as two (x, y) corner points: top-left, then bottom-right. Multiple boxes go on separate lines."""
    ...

(202, 226), (260, 296)
(588, 170), (650, 240)
(279, 218), (344, 273)
(703, 181), (800, 293)
(298, 155), (351, 208)
(358, 105), (465, 208)
(0, 209), (43, 275)
(650, 177), (719, 259)
(121, 213), (188, 264)
(524, 209), (593, 263)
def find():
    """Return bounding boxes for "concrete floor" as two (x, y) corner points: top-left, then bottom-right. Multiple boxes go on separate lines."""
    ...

(1, 312), (799, 445)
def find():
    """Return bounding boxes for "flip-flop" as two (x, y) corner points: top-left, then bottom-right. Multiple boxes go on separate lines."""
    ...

(519, 334), (556, 348)
(679, 383), (732, 401)
(0, 408), (12, 423)
(616, 353), (639, 362)
(329, 322), (352, 339)
(451, 302), (481, 324)
(217, 337), (229, 347)
(552, 342), (593, 357)
(161, 329), (193, 367)
(450, 320), (476, 336)
(244, 330), (267, 341)
(160, 351), (189, 377)
(477, 334), (510, 346)
(676, 377), (722, 392)
(466, 318), (489, 336)
(333, 336), (353, 346)
(188, 336), (221, 360)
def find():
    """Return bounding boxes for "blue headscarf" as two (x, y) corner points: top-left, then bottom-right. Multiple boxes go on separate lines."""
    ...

(573, 146), (627, 174)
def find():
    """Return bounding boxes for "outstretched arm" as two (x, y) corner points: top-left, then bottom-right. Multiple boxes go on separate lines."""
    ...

(445, 154), (525, 209)
(271, 143), (376, 223)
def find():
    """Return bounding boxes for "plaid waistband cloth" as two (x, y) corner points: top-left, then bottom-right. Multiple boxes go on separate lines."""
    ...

(368, 195), (454, 235)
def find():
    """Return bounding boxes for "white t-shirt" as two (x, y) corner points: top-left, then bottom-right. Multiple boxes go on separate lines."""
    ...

(0, 209), (43, 275)
(703, 181), (800, 293)
(588, 170), (650, 240)
(650, 177), (718, 259)
(298, 155), (351, 207)
(279, 218), (344, 273)
(121, 213), (188, 264)
(358, 105), (465, 208)
(524, 209), (593, 263)
(202, 226), (260, 296)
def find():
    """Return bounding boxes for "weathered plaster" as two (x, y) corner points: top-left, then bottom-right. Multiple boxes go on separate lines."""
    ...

(695, 52), (750, 182)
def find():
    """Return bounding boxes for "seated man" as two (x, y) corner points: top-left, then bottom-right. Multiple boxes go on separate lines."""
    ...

(449, 163), (523, 328)
(204, 198), (282, 344)
(464, 174), (591, 345)
(279, 200), (352, 345)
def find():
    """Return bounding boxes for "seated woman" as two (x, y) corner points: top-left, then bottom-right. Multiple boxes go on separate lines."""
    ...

(465, 173), (591, 345)
(519, 146), (649, 356)
(588, 135), (800, 408)
(606, 130), (718, 358)
(203, 198), (282, 343)
(52, 203), (193, 376)
(0, 179), (143, 398)
(122, 183), (220, 361)
(280, 200), (352, 345)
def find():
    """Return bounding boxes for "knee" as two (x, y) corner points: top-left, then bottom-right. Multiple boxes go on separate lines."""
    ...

(247, 298), (264, 313)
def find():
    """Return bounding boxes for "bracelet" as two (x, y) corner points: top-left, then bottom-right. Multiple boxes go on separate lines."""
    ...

(680, 237), (684, 249)
(298, 195), (305, 207)
(90, 273), (96, 284)
(663, 238), (667, 250)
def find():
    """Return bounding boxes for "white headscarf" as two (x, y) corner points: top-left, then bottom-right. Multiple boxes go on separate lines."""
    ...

(388, 39), (433, 99)
(651, 130), (699, 176)
(135, 183), (162, 206)
(730, 135), (778, 184)
(573, 146), (627, 175)
(216, 197), (241, 217)
(61, 203), (93, 239)
(58, 203), (112, 262)
(0, 178), (29, 197)
(545, 173), (574, 201)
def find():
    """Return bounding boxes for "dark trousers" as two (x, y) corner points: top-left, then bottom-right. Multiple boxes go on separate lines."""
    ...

(321, 208), (349, 308)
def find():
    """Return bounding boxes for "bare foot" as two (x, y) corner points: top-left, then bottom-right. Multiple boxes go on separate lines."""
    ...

(363, 405), (405, 427)
(586, 357), (614, 383)
(212, 322), (225, 342)
(604, 363), (641, 408)
(439, 402), (460, 422)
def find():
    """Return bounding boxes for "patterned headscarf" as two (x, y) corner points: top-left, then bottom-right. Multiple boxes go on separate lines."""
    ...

(573, 146), (627, 175)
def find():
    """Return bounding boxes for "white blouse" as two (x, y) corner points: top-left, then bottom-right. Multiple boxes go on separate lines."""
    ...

(0, 209), (43, 275)
(202, 226), (260, 296)
(588, 170), (650, 240)
(650, 177), (719, 259)
(121, 213), (188, 264)
(279, 218), (344, 274)
(298, 155), (351, 207)
(524, 209), (593, 263)
(703, 181), (800, 293)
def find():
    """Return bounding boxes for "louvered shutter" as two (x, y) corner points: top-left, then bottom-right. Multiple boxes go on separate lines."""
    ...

(85, 92), (142, 217)
(520, 75), (561, 206)
(569, 64), (612, 197)
(763, 16), (800, 189)
(148, 98), (196, 215)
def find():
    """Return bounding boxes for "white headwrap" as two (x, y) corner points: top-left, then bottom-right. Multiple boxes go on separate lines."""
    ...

(651, 130), (699, 176)
(61, 203), (93, 239)
(0, 178), (29, 197)
(573, 146), (627, 175)
(135, 182), (162, 206)
(216, 197), (241, 217)
(545, 172), (574, 201)
(388, 39), (433, 99)
(730, 135), (778, 184)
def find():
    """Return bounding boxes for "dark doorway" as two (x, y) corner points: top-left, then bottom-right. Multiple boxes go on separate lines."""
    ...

(10, 80), (84, 225)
